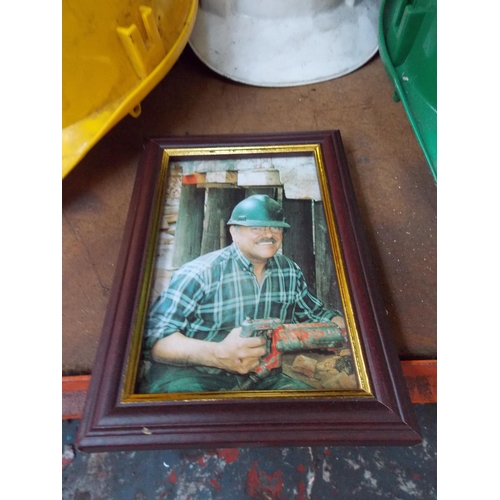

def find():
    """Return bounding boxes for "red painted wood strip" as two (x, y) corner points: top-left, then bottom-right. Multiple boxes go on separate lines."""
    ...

(400, 360), (437, 404)
(62, 375), (91, 393)
(62, 360), (437, 419)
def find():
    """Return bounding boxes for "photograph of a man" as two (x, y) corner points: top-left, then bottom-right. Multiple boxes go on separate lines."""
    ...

(140, 194), (346, 393)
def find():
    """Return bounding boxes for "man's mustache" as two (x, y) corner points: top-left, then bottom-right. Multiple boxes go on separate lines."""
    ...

(256, 238), (278, 244)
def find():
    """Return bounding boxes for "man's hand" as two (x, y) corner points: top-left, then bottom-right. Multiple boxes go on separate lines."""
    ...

(151, 328), (266, 374)
(214, 326), (267, 374)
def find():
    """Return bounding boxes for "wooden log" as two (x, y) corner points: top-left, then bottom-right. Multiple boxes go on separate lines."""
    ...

(314, 201), (343, 312)
(171, 184), (205, 269)
(237, 169), (281, 187)
(201, 188), (245, 255)
(281, 197), (316, 290)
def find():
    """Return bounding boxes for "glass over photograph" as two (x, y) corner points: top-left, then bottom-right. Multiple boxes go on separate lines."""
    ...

(135, 155), (359, 394)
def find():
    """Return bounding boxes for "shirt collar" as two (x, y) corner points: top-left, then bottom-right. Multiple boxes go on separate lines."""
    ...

(229, 243), (277, 272)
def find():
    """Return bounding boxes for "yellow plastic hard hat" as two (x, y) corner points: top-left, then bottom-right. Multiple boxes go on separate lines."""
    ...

(62, 0), (198, 178)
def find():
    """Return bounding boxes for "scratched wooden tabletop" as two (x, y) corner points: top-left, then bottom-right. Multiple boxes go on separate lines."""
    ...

(62, 47), (436, 375)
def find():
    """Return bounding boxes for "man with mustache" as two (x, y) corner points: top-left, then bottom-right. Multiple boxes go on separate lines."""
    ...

(141, 194), (345, 393)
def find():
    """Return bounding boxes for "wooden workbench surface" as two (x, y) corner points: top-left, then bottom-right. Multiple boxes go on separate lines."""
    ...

(62, 47), (436, 375)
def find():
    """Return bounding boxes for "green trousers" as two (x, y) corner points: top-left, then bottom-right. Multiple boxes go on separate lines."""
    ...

(140, 363), (313, 394)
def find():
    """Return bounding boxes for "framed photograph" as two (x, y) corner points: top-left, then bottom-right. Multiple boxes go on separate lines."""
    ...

(76, 131), (421, 451)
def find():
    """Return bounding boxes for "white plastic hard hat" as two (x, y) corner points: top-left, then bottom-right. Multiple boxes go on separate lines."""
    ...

(189, 0), (381, 87)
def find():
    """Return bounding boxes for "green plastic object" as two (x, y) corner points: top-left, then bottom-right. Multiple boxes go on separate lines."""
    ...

(379, 0), (437, 181)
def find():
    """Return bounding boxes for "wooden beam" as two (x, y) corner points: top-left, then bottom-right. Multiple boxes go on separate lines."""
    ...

(200, 188), (244, 255)
(205, 171), (238, 185)
(282, 197), (316, 291)
(237, 169), (281, 187)
(314, 201), (343, 312)
(171, 183), (205, 269)
(182, 173), (206, 185)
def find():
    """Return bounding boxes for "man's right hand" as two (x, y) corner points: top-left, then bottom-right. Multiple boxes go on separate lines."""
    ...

(214, 326), (267, 374)
(150, 328), (266, 374)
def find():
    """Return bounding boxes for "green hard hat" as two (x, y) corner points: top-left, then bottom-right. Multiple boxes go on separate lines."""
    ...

(227, 194), (290, 228)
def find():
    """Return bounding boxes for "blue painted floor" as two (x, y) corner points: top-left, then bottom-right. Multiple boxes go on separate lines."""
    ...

(62, 404), (436, 499)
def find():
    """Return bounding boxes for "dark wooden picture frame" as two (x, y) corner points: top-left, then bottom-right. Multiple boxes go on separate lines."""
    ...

(76, 131), (421, 451)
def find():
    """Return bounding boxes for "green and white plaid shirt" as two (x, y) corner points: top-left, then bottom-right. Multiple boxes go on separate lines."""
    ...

(143, 243), (341, 355)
